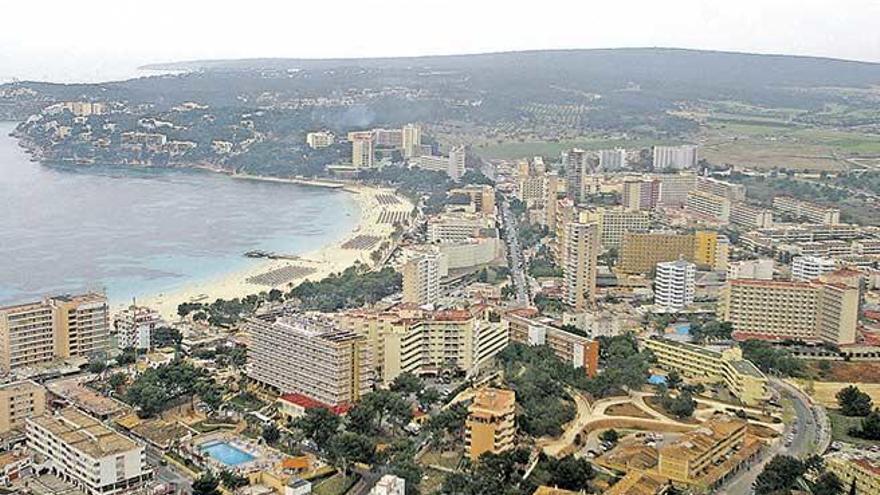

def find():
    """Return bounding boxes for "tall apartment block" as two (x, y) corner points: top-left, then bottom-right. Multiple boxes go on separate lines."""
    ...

(581, 208), (651, 248)
(654, 259), (696, 311)
(564, 222), (599, 311)
(791, 255), (837, 282)
(0, 380), (46, 434)
(656, 173), (698, 207)
(402, 251), (442, 306)
(686, 190), (730, 224)
(0, 293), (109, 373)
(619, 231), (727, 274)
(772, 196), (841, 224)
(349, 131), (374, 168)
(401, 123), (422, 158)
(247, 316), (373, 407)
(622, 178), (660, 211)
(652, 145), (698, 170)
(598, 148), (627, 171)
(27, 407), (152, 495)
(695, 176), (746, 201)
(730, 202), (774, 229)
(113, 304), (162, 351)
(466, 388), (516, 461)
(564, 148), (591, 202)
(727, 259), (774, 281)
(719, 279), (859, 345)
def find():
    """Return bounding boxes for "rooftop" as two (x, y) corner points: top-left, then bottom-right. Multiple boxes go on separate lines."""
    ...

(470, 387), (515, 416)
(28, 408), (139, 459)
(659, 417), (745, 462)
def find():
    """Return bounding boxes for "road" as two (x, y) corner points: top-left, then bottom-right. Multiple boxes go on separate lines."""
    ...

(500, 199), (530, 306)
(720, 379), (829, 494)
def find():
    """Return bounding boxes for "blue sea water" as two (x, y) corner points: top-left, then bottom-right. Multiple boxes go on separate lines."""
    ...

(0, 121), (360, 307)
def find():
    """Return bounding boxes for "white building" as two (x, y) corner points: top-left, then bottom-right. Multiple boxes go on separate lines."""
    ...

(370, 475), (406, 495)
(113, 305), (162, 351)
(306, 131), (334, 149)
(653, 145), (698, 170)
(792, 256), (837, 282)
(26, 408), (151, 495)
(351, 133), (374, 168)
(401, 124), (422, 158)
(402, 251), (442, 306)
(598, 148), (627, 171)
(727, 259), (774, 281)
(654, 259), (696, 311)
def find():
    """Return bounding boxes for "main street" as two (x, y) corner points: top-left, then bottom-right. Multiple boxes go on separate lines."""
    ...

(500, 198), (530, 306)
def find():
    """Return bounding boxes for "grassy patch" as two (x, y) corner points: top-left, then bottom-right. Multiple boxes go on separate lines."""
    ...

(420, 447), (463, 470)
(312, 474), (358, 495)
(828, 410), (875, 447)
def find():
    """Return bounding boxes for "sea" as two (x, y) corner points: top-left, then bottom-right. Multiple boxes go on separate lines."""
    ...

(0, 121), (360, 307)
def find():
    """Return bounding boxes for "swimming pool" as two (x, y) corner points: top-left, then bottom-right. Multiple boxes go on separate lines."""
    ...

(201, 441), (255, 466)
(648, 374), (668, 385)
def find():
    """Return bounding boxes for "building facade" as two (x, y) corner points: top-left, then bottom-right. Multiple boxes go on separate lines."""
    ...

(466, 388), (516, 461)
(247, 316), (373, 407)
(564, 222), (599, 310)
(653, 145), (698, 170)
(402, 251), (442, 306)
(791, 255), (837, 282)
(654, 260), (696, 311)
(505, 311), (599, 376)
(0, 380), (46, 434)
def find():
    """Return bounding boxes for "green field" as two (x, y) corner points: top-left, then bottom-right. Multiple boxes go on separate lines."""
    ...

(828, 410), (875, 447)
(312, 474), (358, 495)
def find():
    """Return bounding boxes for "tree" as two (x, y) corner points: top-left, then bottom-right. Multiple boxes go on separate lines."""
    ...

(599, 429), (619, 446)
(661, 391), (696, 419)
(754, 455), (805, 495)
(262, 423), (280, 444)
(327, 431), (376, 471)
(108, 373), (127, 391)
(192, 472), (221, 495)
(390, 372), (423, 395)
(812, 472), (843, 495)
(836, 385), (873, 417)
(294, 407), (340, 447)
(151, 326), (183, 348)
(544, 454), (594, 491)
(850, 409), (880, 440)
(117, 347), (138, 365)
(666, 370), (683, 390)
(219, 470), (249, 490)
(88, 359), (107, 374)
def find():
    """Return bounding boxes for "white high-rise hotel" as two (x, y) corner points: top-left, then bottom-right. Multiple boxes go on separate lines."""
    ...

(402, 251), (442, 306)
(653, 145), (698, 170)
(564, 222), (599, 311)
(655, 259), (696, 311)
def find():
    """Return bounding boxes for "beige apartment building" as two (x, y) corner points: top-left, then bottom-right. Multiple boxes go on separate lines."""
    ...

(505, 310), (599, 376)
(619, 231), (726, 274)
(656, 173), (698, 206)
(695, 176), (745, 201)
(402, 251), (442, 306)
(581, 208), (651, 248)
(657, 416), (747, 488)
(0, 380), (46, 434)
(564, 222), (599, 310)
(719, 279), (859, 345)
(773, 196), (840, 224)
(622, 178), (661, 211)
(247, 316), (373, 407)
(643, 338), (768, 406)
(27, 408), (151, 495)
(449, 184), (496, 216)
(686, 190), (731, 224)
(466, 388), (516, 461)
(0, 293), (109, 373)
(333, 306), (507, 384)
(730, 201), (774, 229)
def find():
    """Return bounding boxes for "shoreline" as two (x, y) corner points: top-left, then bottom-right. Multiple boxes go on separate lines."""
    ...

(131, 182), (412, 320)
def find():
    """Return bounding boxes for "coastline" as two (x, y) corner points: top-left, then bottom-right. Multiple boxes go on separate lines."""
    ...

(132, 182), (412, 320)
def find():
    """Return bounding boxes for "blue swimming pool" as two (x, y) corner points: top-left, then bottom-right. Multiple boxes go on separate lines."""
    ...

(201, 441), (255, 466)
(648, 374), (668, 385)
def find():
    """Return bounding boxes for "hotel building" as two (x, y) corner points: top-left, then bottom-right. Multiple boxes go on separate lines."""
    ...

(333, 306), (507, 385)
(26, 408), (151, 495)
(695, 176), (745, 201)
(826, 454), (880, 495)
(791, 255), (837, 282)
(643, 338), (768, 406)
(719, 279), (859, 345)
(598, 148), (627, 171)
(730, 202), (774, 229)
(686, 190), (730, 224)
(401, 124), (422, 158)
(113, 305), (162, 351)
(427, 212), (492, 243)
(622, 178), (661, 211)
(505, 311), (599, 376)
(581, 208), (651, 248)
(449, 185), (496, 216)
(654, 259), (696, 311)
(466, 388), (516, 461)
(306, 131), (334, 149)
(657, 416), (748, 488)
(350, 132), (375, 168)
(0, 293), (110, 373)
(402, 251), (442, 306)
(727, 259), (774, 281)
(653, 145), (698, 170)
(619, 231), (727, 274)
(564, 222), (599, 310)
(247, 316), (373, 407)
(773, 196), (840, 224)
(0, 380), (46, 434)
(657, 173), (698, 207)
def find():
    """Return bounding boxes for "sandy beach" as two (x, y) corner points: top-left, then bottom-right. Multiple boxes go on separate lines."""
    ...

(133, 182), (413, 319)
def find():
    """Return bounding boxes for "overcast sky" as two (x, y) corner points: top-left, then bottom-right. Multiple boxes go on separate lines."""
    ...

(3, 0), (879, 83)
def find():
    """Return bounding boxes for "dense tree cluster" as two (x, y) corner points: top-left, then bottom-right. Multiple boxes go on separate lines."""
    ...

(836, 385), (874, 417)
(288, 264), (402, 311)
(740, 340), (803, 377)
(124, 360), (222, 417)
